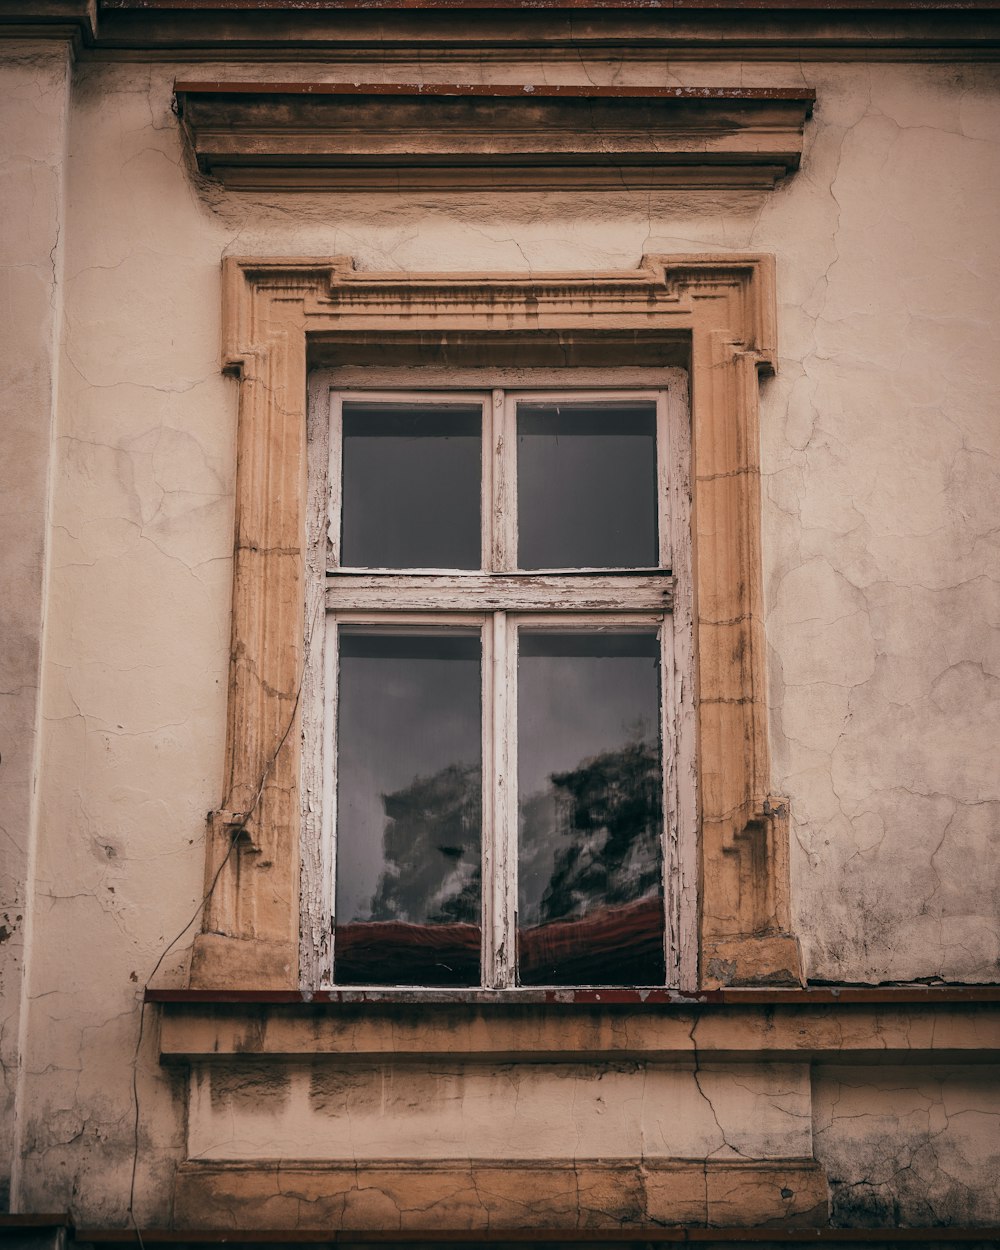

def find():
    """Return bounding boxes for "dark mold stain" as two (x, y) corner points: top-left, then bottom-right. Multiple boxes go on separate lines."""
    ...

(209, 1061), (292, 1112)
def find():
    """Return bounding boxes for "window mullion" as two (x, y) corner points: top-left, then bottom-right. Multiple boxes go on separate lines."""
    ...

(486, 610), (518, 987)
(493, 388), (517, 572)
(480, 613), (497, 987)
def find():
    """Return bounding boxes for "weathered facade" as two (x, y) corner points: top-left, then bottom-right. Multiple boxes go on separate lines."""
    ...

(1, 1), (999, 1245)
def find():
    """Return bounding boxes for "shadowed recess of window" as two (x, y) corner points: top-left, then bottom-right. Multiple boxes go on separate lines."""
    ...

(341, 401), (481, 570)
(517, 400), (657, 570)
(334, 629), (481, 986)
(517, 631), (665, 986)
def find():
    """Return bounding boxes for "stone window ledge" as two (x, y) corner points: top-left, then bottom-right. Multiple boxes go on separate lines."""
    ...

(150, 987), (1000, 1063)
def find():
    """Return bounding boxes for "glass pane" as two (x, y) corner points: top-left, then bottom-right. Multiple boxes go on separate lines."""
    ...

(341, 401), (481, 569)
(517, 400), (658, 569)
(335, 629), (482, 986)
(517, 630), (664, 985)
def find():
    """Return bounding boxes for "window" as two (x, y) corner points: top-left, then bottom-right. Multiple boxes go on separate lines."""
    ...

(197, 257), (797, 998)
(309, 383), (692, 990)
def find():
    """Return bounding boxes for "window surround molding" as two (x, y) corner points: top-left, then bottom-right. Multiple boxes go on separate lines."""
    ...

(191, 254), (802, 993)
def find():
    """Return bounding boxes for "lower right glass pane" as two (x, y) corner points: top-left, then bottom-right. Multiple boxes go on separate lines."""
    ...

(517, 629), (665, 986)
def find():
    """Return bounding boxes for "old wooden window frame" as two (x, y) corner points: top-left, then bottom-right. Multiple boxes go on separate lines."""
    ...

(191, 255), (802, 993)
(302, 382), (694, 989)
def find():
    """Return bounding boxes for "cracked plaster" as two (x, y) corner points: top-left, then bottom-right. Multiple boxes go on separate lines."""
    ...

(2, 50), (999, 1225)
(187, 1060), (812, 1163)
(173, 1157), (830, 1231)
(814, 1065), (1000, 1227)
(0, 39), (72, 1212)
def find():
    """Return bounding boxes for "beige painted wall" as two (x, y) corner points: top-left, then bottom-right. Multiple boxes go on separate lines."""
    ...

(0, 39), (71, 1210)
(814, 1065), (1000, 1226)
(3, 51), (998, 1222)
(187, 1061), (812, 1163)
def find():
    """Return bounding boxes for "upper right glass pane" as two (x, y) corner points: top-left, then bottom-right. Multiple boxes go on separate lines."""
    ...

(516, 398), (658, 570)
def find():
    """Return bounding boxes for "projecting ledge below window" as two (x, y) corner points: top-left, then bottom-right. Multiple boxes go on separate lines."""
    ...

(149, 987), (1000, 1063)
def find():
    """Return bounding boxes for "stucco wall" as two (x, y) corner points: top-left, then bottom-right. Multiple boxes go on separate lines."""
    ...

(3, 51), (998, 1222)
(814, 1065), (1000, 1227)
(0, 39), (71, 1210)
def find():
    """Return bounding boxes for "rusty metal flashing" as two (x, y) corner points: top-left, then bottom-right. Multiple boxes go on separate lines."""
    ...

(103, 0), (1000, 11)
(69, 1228), (1000, 1245)
(174, 81), (816, 99)
(147, 984), (1000, 1004)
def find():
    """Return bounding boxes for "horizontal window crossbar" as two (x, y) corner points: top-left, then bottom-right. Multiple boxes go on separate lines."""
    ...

(325, 572), (673, 612)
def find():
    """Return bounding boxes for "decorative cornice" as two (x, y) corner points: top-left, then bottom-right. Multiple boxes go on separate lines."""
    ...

(0, 0), (96, 44)
(176, 83), (815, 192)
(3, 7), (999, 66)
(5, 3), (1000, 60)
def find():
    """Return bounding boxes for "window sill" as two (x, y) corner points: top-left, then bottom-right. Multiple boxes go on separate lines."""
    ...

(149, 986), (1000, 1063)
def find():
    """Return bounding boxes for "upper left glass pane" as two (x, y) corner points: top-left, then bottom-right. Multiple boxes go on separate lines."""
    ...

(339, 400), (482, 569)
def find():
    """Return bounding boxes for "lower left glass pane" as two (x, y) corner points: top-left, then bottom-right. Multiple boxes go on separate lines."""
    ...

(334, 627), (482, 986)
